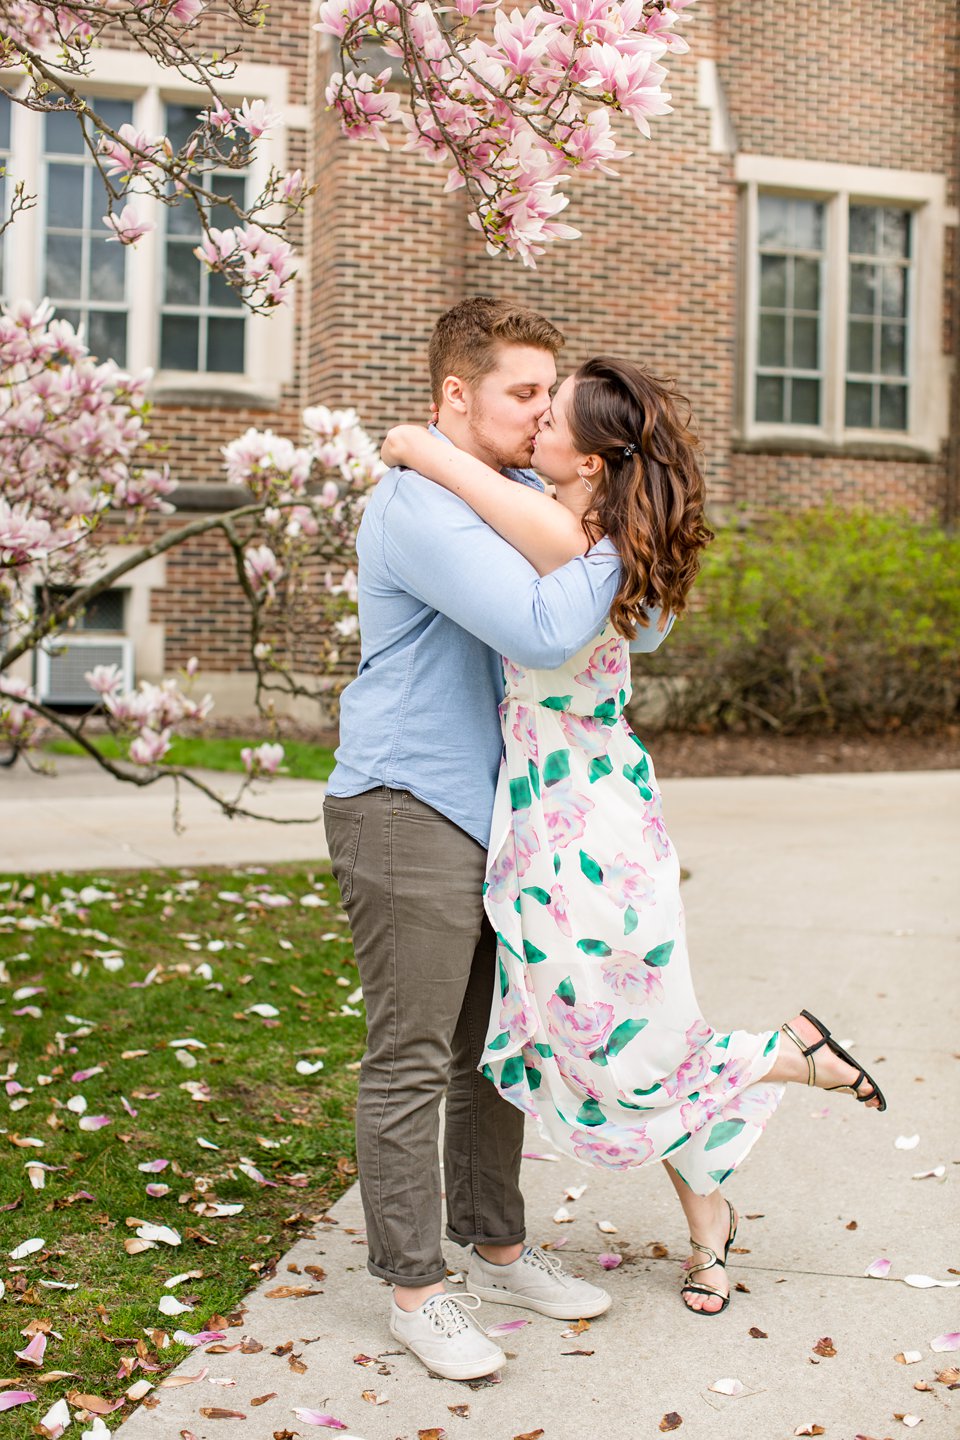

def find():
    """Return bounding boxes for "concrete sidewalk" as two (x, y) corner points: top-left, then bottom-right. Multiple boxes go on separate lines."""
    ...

(0, 755), (328, 871)
(6, 760), (959, 1439)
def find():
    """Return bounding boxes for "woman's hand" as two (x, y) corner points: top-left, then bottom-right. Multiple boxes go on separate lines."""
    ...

(381, 423), (427, 470)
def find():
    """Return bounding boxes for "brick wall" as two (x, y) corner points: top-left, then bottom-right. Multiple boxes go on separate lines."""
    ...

(138, 0), (956, 692)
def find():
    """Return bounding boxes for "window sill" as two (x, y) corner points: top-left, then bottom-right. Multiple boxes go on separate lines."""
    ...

(733, 431), (940, 462)
(149, 374), (282, 410)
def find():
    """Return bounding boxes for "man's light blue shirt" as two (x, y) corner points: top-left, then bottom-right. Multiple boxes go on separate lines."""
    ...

(327, 463), (673, 847)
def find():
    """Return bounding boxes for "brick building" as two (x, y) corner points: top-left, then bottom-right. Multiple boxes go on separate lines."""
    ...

(3, 0), (957, 716)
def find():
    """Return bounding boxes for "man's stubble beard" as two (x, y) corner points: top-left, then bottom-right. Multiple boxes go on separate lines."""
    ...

(467, 404), (534, 472)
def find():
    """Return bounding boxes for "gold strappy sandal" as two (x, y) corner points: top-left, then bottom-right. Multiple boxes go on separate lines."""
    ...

(680, 1196), (737, 1316)
(781, 1010), (887, 1112)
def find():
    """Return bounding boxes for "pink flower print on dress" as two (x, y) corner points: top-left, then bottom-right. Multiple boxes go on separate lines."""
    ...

(679, 1092), (722, 1134)
(545, 882), (573, 937)
(511, 703), (539, 764)
(545, 992), (616, 1059)
(660, 1046), (714, 1099)
(600, 950), (665, 1006)
(502, 656), (526, 693)
(513, 807), (541, 878)
(554, 1048), (605, 1102)
(499, 983), (538, 1046)
(721, 1083), (782, 1123)
(486, 839), (521, 907)
(556, 710), (610, 760)
(641, 802), (672, 862)
(570, 1127), (654, 1169)
(603, 853), (653, 912)
(684, 1017), (715, 1050)
(543, 777), (594, 850)
(573, 636), (629, 702)
(709, 1056), (754, 1096)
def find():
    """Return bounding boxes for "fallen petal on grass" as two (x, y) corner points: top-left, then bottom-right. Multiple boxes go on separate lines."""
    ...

(0, 1392), (38, 1412)
(10, 1236), (45, 1259)
(15, 1331), (47, 1365)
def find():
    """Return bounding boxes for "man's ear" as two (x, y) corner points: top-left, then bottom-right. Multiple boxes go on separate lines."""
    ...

(441, 374), (468, 414)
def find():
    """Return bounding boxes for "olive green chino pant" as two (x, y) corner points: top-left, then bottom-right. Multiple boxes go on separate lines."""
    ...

(323, 786), (527, 1287)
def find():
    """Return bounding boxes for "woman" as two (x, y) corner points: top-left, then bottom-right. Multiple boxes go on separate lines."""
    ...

(381, 357), (886, 1317)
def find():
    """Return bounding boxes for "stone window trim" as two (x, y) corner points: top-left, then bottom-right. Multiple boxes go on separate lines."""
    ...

(735, 154), (953, 459)
(1, 50), (307, 405)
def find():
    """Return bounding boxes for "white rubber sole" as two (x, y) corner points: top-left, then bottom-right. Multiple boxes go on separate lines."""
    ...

(389, 1324), (505, 1381)
(467, 1280), (613, 1320)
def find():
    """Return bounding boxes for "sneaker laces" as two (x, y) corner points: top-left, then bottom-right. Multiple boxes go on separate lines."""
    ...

(521, 1245), (567, 1280)
(423, 1292), (483, 1338)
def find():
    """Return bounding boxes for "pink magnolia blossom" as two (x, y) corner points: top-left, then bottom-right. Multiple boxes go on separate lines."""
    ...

(235, 98), (281, 138)
(241, 742), (285, 776)
(99, 123), (160, 179)
(129, 728), (172, 766)
(103, 203), (155, 245)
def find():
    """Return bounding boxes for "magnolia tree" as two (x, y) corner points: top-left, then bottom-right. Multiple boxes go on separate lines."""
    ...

(0, 299), (381, 816)
(0, 0), (698, 817)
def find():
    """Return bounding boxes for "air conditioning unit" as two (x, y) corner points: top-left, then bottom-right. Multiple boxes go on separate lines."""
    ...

(36, 635), (134, 705)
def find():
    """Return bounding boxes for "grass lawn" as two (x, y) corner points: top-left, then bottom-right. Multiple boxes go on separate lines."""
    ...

(0, 864), (363, 1437)
(43, 735), (338, 781)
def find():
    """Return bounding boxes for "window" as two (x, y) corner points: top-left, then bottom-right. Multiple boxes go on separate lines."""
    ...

(160, 103), (247, 375)
(0, 51), (297, 402)
(43, 99), (133, 366)
(737, 156), (948, 455)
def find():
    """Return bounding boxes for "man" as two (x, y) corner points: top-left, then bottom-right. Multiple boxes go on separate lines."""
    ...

(323, 296), (666, 1381)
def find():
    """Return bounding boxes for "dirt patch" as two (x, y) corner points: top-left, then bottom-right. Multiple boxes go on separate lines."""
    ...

(644, 729), (960, 779)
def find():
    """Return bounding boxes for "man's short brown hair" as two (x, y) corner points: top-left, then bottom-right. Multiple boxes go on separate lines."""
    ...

(428, 296), (565, 403)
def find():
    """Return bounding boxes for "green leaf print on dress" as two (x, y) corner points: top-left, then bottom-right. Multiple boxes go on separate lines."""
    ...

(523, 939), (547, 964)
(704, 1118), (747, 1151)
(555, 976), (576, 1006)
(624, 905), (639, 935)
(528, 760), (540, 799)
(588, 754), (614, 784)
(643, 940), (675, 968)
(543, 749), (571, 785)
(510, 776), (533, 810)
(541, 695), (572, 711)
(522, 886), (552, 905)
(622, 761), (653, 800)
(605, 1017), (648, 1056)
(576, 1097), (606, 1127)
(579, 850), (604, 885)
(499, 1055), (525, 1088)
(576, 938), (612, 956)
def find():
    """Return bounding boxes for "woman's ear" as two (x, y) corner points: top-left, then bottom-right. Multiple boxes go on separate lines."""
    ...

(581, 452), (604, 479)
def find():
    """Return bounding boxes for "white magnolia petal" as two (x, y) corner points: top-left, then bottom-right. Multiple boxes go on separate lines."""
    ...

(895, 1134), (920, 1150)
(708, 1377), (745, 1396)
(10, 1236), (45, 1259)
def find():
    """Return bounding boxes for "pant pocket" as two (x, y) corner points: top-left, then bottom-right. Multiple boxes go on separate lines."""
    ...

(324, 805), (363, 906)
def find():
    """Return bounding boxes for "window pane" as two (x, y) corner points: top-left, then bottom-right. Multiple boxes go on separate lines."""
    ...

(848, 205), (878, 256)
(165, 242), (201, 305)
(758, 195), (791, 247)
(881, 267), (906, 317)
(759, 314), (786, 366)
(790, 378), (820, 426)
(91, 100), (134, 140)
(86, 310), (127, 366)
(210, 176), (247, 232)
(879, 208), (910, 260)
(46, 233), (83, 297)
(760, 254), (787, 308)
(45, 109), (86, 156)
(208, 266), (245, 311)
(792, 316), (818, 370)
(880, 322), (907, 376)
(161, 314), (200, 369)
(0, 93), (10, 151)
(47, 163), (85, 230)
(847, 319), (874, 375)
(792, 257), (820, 311)
(90, 236), (125, 302)
(207, 316), (245, 373)
(165, 103), (199, 156)
(879, 384), (907, 430)
(791, 200), (824, 251)
(756, 374), (785, 423)
(848, 263), (876, 316)
(845, 382), (873, 427)
(166, 196), (201, 237)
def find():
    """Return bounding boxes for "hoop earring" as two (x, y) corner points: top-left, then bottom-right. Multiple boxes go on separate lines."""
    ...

(579, 471), (593, 493)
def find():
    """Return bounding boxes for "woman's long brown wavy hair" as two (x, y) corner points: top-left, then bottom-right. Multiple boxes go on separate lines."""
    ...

(569, 357), (714, 639)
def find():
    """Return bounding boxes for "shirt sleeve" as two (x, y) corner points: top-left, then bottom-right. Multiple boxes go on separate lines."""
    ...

(380, 472), (620, 669)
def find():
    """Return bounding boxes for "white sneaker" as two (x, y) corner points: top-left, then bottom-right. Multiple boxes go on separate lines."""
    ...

(467, 1245), (612, 1320)
(389, 1292), (506, 1380)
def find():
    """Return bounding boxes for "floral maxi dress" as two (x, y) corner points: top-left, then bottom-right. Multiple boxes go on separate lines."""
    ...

(479, 627), (785, 1195)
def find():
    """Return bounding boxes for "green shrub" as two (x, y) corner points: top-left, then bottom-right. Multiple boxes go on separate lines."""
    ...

(633, 507), (960, 734)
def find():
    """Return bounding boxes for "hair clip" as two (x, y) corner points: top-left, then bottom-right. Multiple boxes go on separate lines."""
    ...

(623, 442), (637, 458)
